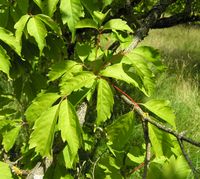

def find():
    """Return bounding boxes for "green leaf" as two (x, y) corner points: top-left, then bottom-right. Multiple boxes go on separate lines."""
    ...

(33, 0), (59, 17)
(141, 99), (176, 127)
(76, 42), (92, 61)
(106, 111), (135, 150)
(0, 27), (21, 55)
(96, 79), (114, 125)
(25, 92), (60, 123)
(48, 60), (82, 82)
(148, 155), (191, 179)
(149, 123), (173, 157)
(133, 46), (160, 62)
(103, 19), (133, 32)
(60, 145), (78, 169)
(60, 71), (96, 95)
(0, 162), (13, 179)
(100, 63), (140, 89)
(93, 10), (110, 25)
(75, 19), (98, 29)
(36, 14), (62, 35)
(0, 45), (11, 77)
(122, 55), (155, 96)
(14, 14), (30, 48)
(2, 125), (21, 152)
(60, 0), (84, 40)
(27, 16), (47, 55)
(127, 153), (144, 164)
(58, 99), (82, 166)
(29, 104), (59, 157)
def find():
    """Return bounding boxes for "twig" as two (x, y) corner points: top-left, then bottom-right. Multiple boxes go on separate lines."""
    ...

(113, 84), (200, 177)
(177, 139), (200, 179)
(92, 156), (102, 179)
(142, 120), (151, 179)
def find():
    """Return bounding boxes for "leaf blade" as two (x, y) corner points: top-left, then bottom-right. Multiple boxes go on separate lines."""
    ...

(60, 0), (84, 40)
(36, 14), (62, 35)
(96, 79), (114, 125)
(141, 99), (176, 127)
(27, 16), (47, 55)
(0, 45), (11, 77)
(25, 92), (60, 124)
(2, 125), (21, 152)
(29, 104), (59, 157)
(103, 19), (133, 32)
(60, 71), (96, 95)
(58, 99), (82, 162)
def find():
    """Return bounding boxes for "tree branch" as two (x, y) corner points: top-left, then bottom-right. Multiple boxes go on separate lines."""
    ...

(142, 120), (151, 179)
(152, 14), (200, 28)
(123, 0), (178, 54)
(112, 84), (200, 178)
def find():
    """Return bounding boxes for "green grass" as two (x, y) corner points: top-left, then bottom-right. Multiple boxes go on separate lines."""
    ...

(141, 25), (200, 167)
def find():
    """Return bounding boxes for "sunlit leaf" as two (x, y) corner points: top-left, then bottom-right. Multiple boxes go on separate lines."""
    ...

(103, 19), (133, 32)
(58, 99), (82, 155)
(27, 16), (47, 55)
(0, 162), (13, 179)
(14, 14), (30, 49)
(96, 79), (114, 125)
(141, 99), (176, 127)
(127, 153), (144, 164)
(58, 99), (82, 168)
(29, 104), (59, 157)
(0, 45), (11, 77)
(2, 125), (21, 152)
(60, 0), (84, 40)
(100, 63), (140, 89)
(0, 27), (21, 55)
(25, 92), (60, 123)
(36, 14), (62, 35)
(93, 10), (110, 25)
(48, 60), (82, 82)
(33, 0), (59, 17)
(60, 71), (96, 95)
(149, 123), (173, 157)
(75, 19), (98, 29)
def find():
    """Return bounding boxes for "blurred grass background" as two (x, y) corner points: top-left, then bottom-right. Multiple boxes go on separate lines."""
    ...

(141, 25), (200, 169)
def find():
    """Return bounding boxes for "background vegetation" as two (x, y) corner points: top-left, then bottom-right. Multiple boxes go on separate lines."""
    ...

(142, 25), (200, 168)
